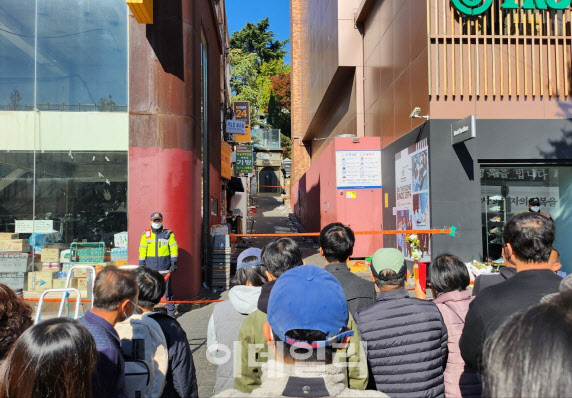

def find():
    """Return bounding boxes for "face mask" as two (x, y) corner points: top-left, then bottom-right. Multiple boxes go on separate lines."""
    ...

(531, 206), (540, 212)
(152, 222), (162, 229)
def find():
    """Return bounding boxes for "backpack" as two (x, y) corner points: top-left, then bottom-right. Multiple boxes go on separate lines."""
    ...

(115, 313), (169, 398)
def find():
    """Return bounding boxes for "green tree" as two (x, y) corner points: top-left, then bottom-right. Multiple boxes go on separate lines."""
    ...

(229, 48), (258, 97)
(230, 18), (288, 68)
(9, 88), (22, 109)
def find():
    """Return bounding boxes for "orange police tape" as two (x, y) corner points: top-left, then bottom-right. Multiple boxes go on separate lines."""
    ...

(24, 297), (224, 304)
(251, 184), (287, 188)
(230, 227), (457, 240)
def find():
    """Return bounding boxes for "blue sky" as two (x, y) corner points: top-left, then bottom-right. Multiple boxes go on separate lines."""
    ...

(226, 0), (291, 64)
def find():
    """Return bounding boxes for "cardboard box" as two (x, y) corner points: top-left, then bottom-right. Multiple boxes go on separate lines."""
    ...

(27, 271), (58, 291)
(41, 248), (61, 263)
(42, 263), (62, 272)
(115, 260), (128, 266)
(52, 278), (68, 289)
(75, 277), (89, 291)
(0, 233), (18, 240)
(0, 240), (30, 253)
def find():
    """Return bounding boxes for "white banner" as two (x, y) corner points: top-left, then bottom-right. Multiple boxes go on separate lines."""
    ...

(15, 220), (54, 234)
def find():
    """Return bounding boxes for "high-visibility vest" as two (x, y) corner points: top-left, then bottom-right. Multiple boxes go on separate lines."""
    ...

(139, 229), (178, 271)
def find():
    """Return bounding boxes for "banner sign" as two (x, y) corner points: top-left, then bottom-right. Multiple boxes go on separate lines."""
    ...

(395, 138), (431, 261)
(235, 145), (253, 174)
(335, 150), (382, 189)
(221, 140), (232, 180)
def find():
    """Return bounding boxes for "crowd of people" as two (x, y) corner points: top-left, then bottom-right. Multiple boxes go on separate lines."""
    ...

(0, 211), (569, 397)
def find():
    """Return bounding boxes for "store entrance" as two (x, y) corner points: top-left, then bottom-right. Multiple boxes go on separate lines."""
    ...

(480, 165), (567, 263)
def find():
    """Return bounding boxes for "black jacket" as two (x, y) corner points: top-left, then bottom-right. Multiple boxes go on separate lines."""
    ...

(325, 263), (376, 315)
(149, 313), (198, 398)
(354, 288), (448, 398)
(472, 266), (517, 296)
(460, 269), (562, 372)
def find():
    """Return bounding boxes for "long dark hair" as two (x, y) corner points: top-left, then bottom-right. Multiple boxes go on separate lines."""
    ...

(0, 283), (33, 359)
(0, 317), (97, 398)
(483, 291), (572, 397)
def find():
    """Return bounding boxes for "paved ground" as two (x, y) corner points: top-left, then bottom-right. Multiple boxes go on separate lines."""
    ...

(177, 194), (323, 397)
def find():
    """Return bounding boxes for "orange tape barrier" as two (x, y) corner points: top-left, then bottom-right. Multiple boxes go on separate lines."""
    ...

(231, 227), (456, 239)
(25, 298), (224, 304)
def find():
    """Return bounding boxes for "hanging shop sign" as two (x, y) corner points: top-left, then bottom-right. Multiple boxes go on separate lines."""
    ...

(235, 145), (253, 174)
(452, 0), (571, 16)
(451, 115), (476, 145)
(221, 140), (232, 180)
(226, 120), (246, 135)
(233, 101), (251, 143)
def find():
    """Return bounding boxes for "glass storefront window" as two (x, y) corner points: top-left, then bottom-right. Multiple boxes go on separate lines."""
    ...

(480, 166), (563, 262)
(0, 0), (36, 110)
(1, 151), (127, 245)
(0, 0), (127, 111)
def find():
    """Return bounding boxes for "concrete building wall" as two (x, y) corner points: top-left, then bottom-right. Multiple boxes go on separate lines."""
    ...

(292, 137), (383, 257)
(128, 0), (224, 298)
(360, 0), (429, 147)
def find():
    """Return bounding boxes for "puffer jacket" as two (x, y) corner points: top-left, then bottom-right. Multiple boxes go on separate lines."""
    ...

(207, 285), (262, 394)
(433, 290), (481, 398)
(354, 288), (448, 398)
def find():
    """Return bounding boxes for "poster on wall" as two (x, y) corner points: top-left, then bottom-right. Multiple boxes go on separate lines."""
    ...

(395, 139), (430, 261)
(335, 150), (382, 189)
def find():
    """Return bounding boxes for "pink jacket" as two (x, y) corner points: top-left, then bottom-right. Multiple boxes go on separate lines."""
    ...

(433, 290), (482, 398)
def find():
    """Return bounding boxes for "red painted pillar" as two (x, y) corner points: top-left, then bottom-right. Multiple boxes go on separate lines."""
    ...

(127, 0), (222, 298)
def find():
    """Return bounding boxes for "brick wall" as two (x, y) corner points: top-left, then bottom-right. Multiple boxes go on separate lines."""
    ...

(290, 0), (311, 192)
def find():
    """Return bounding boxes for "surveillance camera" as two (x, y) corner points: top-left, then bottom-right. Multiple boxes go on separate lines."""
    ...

(409, 107), (421, 118)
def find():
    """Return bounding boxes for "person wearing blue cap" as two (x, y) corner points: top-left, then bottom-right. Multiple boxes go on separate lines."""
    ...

(214, 265), (388, 397)
(207, 248), (267, 394)
(139, 212), (178, 316)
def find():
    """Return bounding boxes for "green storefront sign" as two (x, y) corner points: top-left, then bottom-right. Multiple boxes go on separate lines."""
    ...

(235, 145), (253, 174)
(452, 0), (571, 16)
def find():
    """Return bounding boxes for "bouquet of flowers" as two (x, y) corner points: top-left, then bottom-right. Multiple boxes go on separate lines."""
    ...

(406, 234), (422, 261)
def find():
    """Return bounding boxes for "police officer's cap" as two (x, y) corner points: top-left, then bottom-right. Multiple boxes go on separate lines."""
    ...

(150, 212), (163, 220)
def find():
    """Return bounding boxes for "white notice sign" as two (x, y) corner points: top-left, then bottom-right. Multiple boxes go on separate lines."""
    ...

(15, 220), (54, 234)
(226, 120), (246, 135)
(336, 150), (382, 189)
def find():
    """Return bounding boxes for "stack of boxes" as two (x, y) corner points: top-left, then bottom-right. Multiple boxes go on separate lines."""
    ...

(0, 233), (30, 253)
(0, 232), (31, 291)
(211, 235), (231, 290)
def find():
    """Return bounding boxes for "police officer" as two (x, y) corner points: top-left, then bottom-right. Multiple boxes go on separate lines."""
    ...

(139, 212), (178, 315)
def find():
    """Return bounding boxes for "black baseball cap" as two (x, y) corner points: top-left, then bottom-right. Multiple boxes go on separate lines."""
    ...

(529, 198), (540, 206)
(150, 212), (163, 220)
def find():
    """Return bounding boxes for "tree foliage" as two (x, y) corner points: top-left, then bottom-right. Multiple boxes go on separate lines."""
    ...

(229, 19), (291, 157)
(229, 18), (288, 67)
